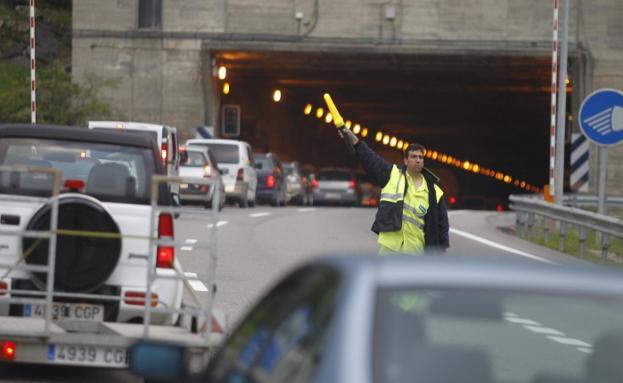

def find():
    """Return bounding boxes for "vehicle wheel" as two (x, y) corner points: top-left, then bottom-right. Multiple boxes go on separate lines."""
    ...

(248, 197), (256, 208)
(23, 196), (121, 292)
(239, 197), (248, 208)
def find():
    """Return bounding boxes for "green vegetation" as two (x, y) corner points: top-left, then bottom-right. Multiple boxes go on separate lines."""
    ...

(519, 223), (623, 267)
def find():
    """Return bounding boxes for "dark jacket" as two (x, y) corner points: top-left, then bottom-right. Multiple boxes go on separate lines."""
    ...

(354, 141), (450, 250)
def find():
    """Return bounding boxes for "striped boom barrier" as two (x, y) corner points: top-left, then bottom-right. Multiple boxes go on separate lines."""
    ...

(30, 0), (36, 124)
(549, 0), (559, 196)
(570, 133), (589, 192)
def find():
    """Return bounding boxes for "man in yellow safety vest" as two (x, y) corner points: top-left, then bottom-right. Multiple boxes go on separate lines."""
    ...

(342, 129), (449, 254)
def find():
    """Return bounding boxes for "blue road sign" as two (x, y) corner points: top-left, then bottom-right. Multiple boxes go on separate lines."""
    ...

(579, 88), (623, 146)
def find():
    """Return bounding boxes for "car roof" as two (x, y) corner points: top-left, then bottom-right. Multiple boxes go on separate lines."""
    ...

(0, 124), (156, 149)
(187, 138), (247, 146)
(312, 255), (623, 297)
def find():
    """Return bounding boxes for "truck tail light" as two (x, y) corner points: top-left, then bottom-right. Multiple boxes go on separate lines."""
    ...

(236, 168), (244, 181)
(157, 213), (174, 268)
(161, 143), (168, 161)
(2, 341), (15, 361)
(0, 281), (7, 296)
(203, 165), (212, 178)
(124, 291), (158, 307)
(348, 180), (356, 189)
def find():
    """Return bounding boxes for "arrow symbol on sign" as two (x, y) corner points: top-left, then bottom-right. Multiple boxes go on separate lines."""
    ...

(583, 106), (623, 135)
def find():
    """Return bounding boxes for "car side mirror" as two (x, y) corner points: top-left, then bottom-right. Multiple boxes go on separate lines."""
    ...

(179, 150), (188, 164)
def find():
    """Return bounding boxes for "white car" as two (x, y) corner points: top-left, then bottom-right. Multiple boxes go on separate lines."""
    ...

(186, 138), (257, 208)
(0, 125), (183, 326)
(179, 146), (226, 210)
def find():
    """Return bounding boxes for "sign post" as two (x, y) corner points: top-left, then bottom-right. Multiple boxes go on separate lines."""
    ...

(578, 88), (623, 215)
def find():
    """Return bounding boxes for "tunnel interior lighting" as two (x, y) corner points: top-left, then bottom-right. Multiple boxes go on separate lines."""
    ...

(397, 140), (403, 149)
(316, 107), (324, 119)
(222, 82), (230, 95)
(504, 175), (512, 183)
(325, 113), (333, 124)
(390, 136), (397, 147)
(441, 154), (448, 163)
(304, 104), (312, 115)
(345, 120), (352, 129)
(472, 164), (479, 173)
(218, 66), (227, 80)
(431, 151), (438, 160)
(353, 124), (361, 134)
(375, 132), (383, 142)
(361, 128), (368, 137)
(273, 89), (282, 102)
(382, 135), (390, 145)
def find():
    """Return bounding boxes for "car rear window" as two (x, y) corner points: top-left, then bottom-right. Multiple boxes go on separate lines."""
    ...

(0, 137), (156, 204)
(203, 143), (239, 164)
(254, 157), (273, 171)
(183, 151), (206, 167)
(316, 170), (352, 181)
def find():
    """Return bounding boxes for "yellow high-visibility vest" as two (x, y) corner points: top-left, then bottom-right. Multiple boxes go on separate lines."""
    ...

(377, 165), (443, 254)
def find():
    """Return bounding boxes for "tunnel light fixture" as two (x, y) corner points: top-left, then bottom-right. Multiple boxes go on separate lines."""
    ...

(462, 161), (471, 171)
(361, 128), (368, 137)
(273, 89), (282, 102)
(431, 151), (438, 160)
(325, 113), (333, 124)
(222, 82), (230, 95)
(353, 124), (361, 134)
(375, 132), (383, 142)
(472, 164), (479, 173)
(396, 140), (403, 150)
(218, 66), (227, 80)
(316, 107), (324, 119)
(504, 175), (512, 183)
(441, 154), (447, 163)
(382, 134), (390, 145)
(304, 104), (312, 115)
(389, 136), (397, 147)
(345, 120), (352, 129)
(514, 180), (520, 187)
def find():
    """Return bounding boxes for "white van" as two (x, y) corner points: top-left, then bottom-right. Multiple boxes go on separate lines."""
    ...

(88, 121), (181, 202)
(186, 138), (257, 207)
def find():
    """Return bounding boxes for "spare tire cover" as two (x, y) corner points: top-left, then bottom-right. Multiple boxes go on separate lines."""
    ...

(23, 196), (121, 292)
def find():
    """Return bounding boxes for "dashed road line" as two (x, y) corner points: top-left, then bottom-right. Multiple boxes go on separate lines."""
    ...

(547, 336), (591, 347)
(207, 220), (228, 228)
(505, 317), (542, 326)
(296, 208), (317, 213)
(523, 325), (565, 336)
(181, 246), (194, 251)
(250, 212), (271, 218)
(185, 239), (198, 244)
(449, 227), (557, 264)
(184, 272), (208, 292)
(503, 313), (591, 353)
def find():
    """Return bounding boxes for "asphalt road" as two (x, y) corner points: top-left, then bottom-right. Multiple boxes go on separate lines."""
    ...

(0, 206), (595, 383)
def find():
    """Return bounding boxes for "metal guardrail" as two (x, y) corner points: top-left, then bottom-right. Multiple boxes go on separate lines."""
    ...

(509, 194), (623, 263)
(563, 194), (623, 208)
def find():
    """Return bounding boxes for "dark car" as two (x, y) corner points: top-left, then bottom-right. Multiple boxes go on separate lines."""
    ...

(131, 256), (623, 383)
(313, 167), (359, 206)
(254, 153), (287, 206)
(355, 171), (380, 207)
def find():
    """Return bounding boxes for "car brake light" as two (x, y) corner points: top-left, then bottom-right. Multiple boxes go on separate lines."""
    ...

(0, 281), (7, 296)
(124, 291), (158, 307)
(161, 143), (168, 161)
(311, 179), (318, 189)
(64, 179), (85, 192)
(236, 168), (244, 181)
(449, 196), (456, 205)
(157, 213), (174, 268)
(199, 317), (224, 334)
(266, 174), (275, 188)
(2, 341), (15, 361)
(497, 204), (504, 212)
(348, 180), (356, 189)
(203, 165), (212, 177)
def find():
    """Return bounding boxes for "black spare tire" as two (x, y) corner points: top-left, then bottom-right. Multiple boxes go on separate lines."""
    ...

(23, 196), (121, 292)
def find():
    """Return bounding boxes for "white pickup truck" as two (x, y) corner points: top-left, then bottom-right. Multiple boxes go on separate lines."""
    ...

(0, 124), (224, 370)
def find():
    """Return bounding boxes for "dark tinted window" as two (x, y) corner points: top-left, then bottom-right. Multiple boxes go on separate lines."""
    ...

(206, 266), (341, 383)
(199, 143), (239, 164)
(316, 170), (352, 181)
(255, 156), (274, 171)
(355, 172), (371, 183)
(138, 0), (162, 29)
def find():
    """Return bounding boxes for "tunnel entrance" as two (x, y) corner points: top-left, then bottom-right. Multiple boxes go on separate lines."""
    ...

(212, 50), (564, 208)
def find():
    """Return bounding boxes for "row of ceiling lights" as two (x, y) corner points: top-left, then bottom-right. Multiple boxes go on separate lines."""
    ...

(217, 65), (540, 193)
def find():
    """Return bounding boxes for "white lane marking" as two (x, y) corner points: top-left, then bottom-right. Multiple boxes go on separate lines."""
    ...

(297, 208), (317, 213)
(448, 210), (467, 216)
(207, 220), (228, 228)
(505, 317), (542, 326)
(449, 227), (557, 264)
(250, 212), (271, 218)
(547, 336), (592, 348)
(181, 246), (194, 251)
(184, 272), (208, 292)
(504, 312), (518, 317)
(185, 239), (198, 244)
(523, 325), (565, 336)
(577, 347), (593, 354)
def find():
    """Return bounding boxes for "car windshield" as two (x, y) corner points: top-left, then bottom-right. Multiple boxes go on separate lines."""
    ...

(317, 170), (352, 181)
(0, 137), (155, 204)
(203, 143), (239, 164)
(374, 288), (623, 383)
(254, 156), (273, 171)
(183, 151), (206, 167)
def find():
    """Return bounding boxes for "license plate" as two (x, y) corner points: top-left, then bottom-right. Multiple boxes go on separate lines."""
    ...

(225, 184), (235, 193)
(48, 344), (128, 367)
(24, 302), (104, 321)
(325, 192), (342, 199)
(180, 183), (188, 189)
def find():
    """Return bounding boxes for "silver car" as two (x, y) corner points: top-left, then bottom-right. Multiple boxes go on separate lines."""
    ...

(313, 167), (359, 206)
(179, 146), (225, 210)
(131, 255), (623, 383)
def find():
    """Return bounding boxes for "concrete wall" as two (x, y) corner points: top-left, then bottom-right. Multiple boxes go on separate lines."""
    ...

(72, 0), (623, 193)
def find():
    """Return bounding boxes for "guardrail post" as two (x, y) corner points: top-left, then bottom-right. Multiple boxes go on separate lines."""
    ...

(601, 234), (610, 264)
(543, 218), (550, 243)
(559, 221), (567, 252)
(527, 213), (535, 237)
(578, 227), (587, 258)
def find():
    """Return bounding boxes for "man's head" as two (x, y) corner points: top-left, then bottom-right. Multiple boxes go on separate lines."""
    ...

(404, 143), (425, 175)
